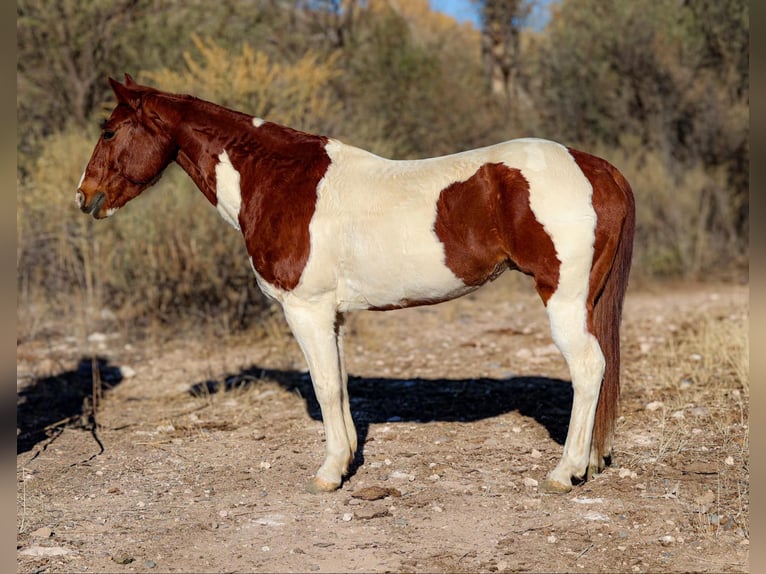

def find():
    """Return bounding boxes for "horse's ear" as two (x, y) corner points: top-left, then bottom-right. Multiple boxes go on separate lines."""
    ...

(108, 76), (140, 108)
(124, 73), (137, 87)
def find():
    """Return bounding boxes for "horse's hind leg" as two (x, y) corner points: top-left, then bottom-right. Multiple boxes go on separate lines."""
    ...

(539, 291), (605, 494)
(282, 299), (355, 493)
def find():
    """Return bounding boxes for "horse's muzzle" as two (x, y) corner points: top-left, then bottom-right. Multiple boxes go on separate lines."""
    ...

(80, 191), (107, 218)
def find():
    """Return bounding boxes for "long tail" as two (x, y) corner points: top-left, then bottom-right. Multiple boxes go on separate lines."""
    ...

(591, 165), (635, 465)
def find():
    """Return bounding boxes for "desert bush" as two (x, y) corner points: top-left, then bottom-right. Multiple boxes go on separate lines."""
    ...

(595, 138), (745, 279)
(143, 34), (343, 135)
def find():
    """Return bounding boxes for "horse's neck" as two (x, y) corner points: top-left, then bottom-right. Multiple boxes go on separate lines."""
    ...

(166, 96), (327, 208)
(165, 99), (251, 205)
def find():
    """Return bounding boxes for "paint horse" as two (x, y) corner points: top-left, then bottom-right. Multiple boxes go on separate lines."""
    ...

(78, 75), (635, 494)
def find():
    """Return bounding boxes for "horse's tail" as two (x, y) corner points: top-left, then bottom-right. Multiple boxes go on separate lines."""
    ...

(591, 165), (635, 466)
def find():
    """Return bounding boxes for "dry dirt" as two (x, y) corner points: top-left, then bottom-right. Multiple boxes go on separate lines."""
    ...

(17, 277), (749, 573)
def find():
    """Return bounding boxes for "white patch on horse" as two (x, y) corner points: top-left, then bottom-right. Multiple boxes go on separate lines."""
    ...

(214, 150), (242, 230)
(292, 140), (478, 311)
(105, 207), (119, 218)
(77, 165), (88, 188)
(252, 117), (265, 128)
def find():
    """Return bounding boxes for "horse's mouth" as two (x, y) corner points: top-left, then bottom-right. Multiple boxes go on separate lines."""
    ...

(83, 192), (107, 218)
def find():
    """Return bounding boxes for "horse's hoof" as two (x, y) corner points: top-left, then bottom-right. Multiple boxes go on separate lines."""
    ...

(539, 478), (573, 494)
(306, 476), (341, 494)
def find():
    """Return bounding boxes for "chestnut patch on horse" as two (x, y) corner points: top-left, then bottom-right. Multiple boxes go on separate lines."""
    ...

(230, 124), (331, 291)
(434, 163), (560, 303)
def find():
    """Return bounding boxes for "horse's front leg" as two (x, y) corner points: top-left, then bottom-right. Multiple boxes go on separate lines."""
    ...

(282, 300), (354, 493)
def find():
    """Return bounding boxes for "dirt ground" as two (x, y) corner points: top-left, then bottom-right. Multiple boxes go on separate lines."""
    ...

(17, 276), (749, 573)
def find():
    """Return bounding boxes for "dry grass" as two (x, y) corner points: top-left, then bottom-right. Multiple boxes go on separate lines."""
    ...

(621, 294), (749, 541)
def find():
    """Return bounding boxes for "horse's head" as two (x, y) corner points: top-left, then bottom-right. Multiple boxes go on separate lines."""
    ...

(76, 74), (177, 219)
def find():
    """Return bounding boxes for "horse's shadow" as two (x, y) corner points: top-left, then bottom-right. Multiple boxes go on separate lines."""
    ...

(190, 366), (573, 475)
(16, 357), (124, 455)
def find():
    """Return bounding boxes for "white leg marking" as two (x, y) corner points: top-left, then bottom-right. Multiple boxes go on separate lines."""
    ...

(214, 150), (243, 230)
(520, 142), (603, 489)
(282, 298), (353, 490)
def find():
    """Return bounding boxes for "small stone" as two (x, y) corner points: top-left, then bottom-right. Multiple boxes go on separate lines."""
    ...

(582, 511), (609, 522)
(259, 461), (271, 469)
(618, 468), (635, 479)
(646, 401), (664, 412)
(689, 353), (702, 362)
(351, 486), (401, 500)
(218, 510), (228, 518)
(144, 560), (157, 569)
(30, 527), (53, 538)
(433, 505), (443, 513)
(354, 506), (390, 520)
(725, 456), (735, 466)
(659, 535), (675, 546)
(20, 546), (72, 557)
(690, 406), (709, 417)
(112, 554), (134, 564)
(547, 535), (557, 543)
(342, 513), (353, 522)
(522, 477), (538, 488)
(530, 449), (542, 459)
(120, 366), (137, 379)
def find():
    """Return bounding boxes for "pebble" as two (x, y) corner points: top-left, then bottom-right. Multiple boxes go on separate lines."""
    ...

(354, 507), (390, 520)
(582, 511), (609, 522)
(389, 470), (415, 481)
(725, 456), (735, 466)
(522, 477), (538, 488)
(120, 366), (137, 379)
(690, 406), (709, 417)
(646, 401), (664, 412)
(530, 449), (542, 459)
(341, 513), (353, 522)
(30, 526), (53, 538)
(144, 560), (157, 569)
(659, 535), (675, 546)
(351, 486), (401, 500)
(20, 546), (72, 557)
(112, 554), (134, 564)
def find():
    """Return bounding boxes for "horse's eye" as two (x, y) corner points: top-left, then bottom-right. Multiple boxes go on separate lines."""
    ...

(103, 130), (116, 141)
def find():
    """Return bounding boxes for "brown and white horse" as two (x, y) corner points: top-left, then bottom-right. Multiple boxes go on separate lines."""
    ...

(78, 75), (635, 494)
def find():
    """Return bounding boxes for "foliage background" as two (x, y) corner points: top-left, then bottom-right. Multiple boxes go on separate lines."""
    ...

(16, 0), (749, 336)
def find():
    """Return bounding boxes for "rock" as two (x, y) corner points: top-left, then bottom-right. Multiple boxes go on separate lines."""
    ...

(30, 526), (53, 538)
(144, 560), (157, 569)
(20, 545), (71, 557)
(522, 477), (538, 488)
(112, 554), (134, 564)
(341, 513), (353, 522)
(582, 511), (609, 522)
(120, 366), (137, 379)
(351, 486), (401, 500)
(659, 535), (675, 546)
(646, 401), (664, 412)
(354, 506), (390, 520)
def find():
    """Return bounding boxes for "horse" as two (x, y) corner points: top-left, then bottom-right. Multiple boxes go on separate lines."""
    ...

(77, 74), (635, 495)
